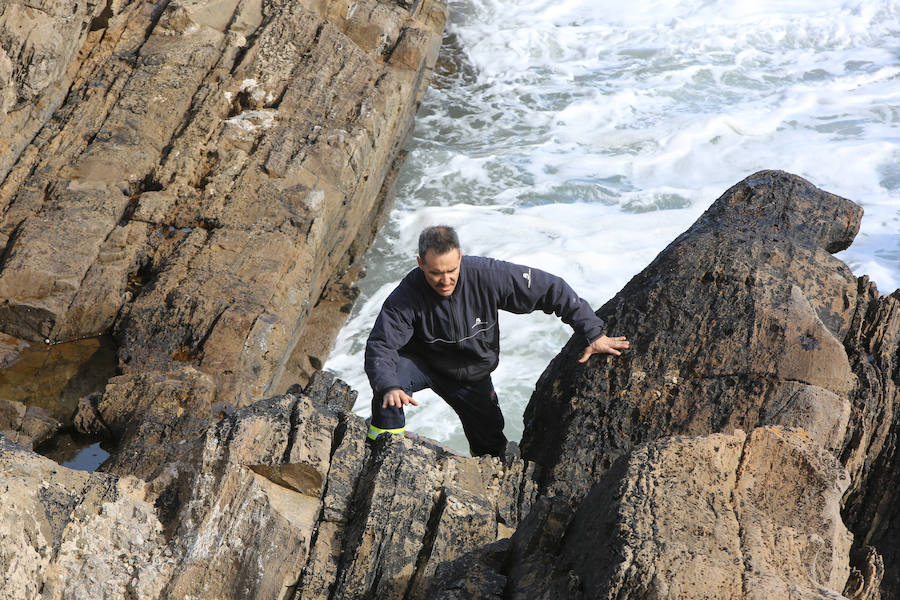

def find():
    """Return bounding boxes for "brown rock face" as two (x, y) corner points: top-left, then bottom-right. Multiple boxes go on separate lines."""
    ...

(841, 280), (900, 598)
(0, 1), (114, 183)
(1, 373), (539, 599)
(0, 0), (447, 473)
(522, 170), (862, 501)
(0, 0), (444, 353)
(499, 427), (853, 600)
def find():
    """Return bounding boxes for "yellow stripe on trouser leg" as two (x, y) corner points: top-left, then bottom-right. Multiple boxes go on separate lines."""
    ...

(367, 423), (405, 440)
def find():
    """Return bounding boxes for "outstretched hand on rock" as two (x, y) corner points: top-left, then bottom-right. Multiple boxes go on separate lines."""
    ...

(382, 388), (419, 409)
(578, 335), (630, 363)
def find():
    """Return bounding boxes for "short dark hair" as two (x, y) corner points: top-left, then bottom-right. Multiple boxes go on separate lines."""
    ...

(418, 225), (460, 259)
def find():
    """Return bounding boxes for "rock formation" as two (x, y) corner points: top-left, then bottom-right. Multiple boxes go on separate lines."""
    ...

(431, 170), (895, 599)
(841, 279), (900, 598)
(522, 170), (862, 501)
(0, 372), (538, 599)
(2, 2), (899, 595)
(0, 0), (447, 477)
(434, 426), (854, 600)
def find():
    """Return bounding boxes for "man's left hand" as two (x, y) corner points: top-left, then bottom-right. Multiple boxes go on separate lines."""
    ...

(578, 335), (630, 363)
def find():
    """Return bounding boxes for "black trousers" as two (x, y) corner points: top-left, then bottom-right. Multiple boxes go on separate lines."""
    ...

(370, 354), (507, 457)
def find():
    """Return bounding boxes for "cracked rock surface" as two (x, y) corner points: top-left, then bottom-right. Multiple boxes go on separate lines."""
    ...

(482, 427), (851, 600)
(1, 373), (539, 599)
(522, 170), (863, 503)
(0, 0), (447, 477)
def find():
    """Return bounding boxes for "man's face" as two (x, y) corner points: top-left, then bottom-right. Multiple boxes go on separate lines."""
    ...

(417, 248), (461, 297)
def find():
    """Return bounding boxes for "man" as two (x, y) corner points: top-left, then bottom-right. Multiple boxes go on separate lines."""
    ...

(364, 225), (629, 457)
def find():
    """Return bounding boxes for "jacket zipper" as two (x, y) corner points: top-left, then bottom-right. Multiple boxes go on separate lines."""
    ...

(448, 294), (462, 347)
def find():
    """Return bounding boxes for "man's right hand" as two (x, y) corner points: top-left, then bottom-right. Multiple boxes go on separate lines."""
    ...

(382, 389), (419, 409)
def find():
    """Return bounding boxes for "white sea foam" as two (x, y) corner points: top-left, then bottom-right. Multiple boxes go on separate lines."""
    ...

(325, 0), (900, 453)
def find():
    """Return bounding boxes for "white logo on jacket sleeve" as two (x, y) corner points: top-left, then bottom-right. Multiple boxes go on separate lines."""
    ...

(472, 317), (483, 329)
(523, 269), (532, 288)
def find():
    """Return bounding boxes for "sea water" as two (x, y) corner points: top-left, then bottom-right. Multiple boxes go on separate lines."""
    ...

(325, 0), (900, 454)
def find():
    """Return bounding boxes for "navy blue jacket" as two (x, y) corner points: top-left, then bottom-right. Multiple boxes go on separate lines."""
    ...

(364, 255), (606, 397)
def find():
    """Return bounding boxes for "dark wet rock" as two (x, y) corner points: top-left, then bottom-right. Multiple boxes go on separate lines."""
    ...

(522, 170), (862, 502)
(0, 335), (118, 434)
(73, 365), (219, 479)
(430, 539), (511, 600)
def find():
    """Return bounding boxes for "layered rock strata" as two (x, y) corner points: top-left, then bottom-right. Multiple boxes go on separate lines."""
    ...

(1, 372), (539, 599)
(0, 0), (447, 475)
